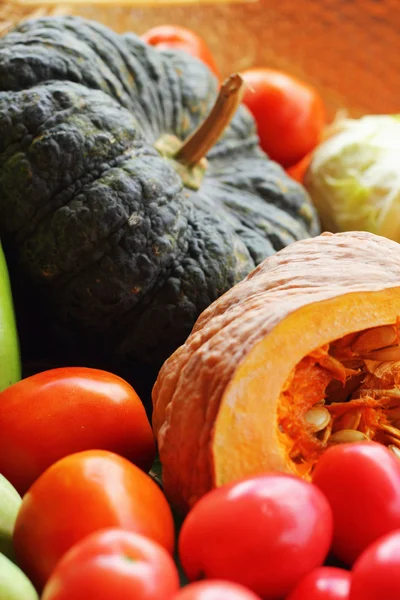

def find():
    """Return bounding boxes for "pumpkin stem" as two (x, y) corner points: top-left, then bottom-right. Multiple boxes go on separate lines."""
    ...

(153, 74), (245, 190)
(175, 73), (245, 167)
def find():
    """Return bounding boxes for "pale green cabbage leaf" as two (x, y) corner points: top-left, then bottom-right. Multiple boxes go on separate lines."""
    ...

(305, 115), (400, 242)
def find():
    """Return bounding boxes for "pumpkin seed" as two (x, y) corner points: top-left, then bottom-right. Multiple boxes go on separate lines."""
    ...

(389, 445), (400, 459)
(352, 325), (397, 354)
(386, 435), (400, 449)
(328, 429), (369, 444)
(317, 354), (348, 381)
(335, 408), (362, 431)
(333, 332), (359, 349)
(359, 346), (400, 362)
(379, 423), (400, 439)
(304, 406), (331, 432)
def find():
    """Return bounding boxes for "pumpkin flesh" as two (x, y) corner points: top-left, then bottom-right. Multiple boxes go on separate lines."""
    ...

(153, 231), (400, 514)
(277, 326), (400, 479)
(214, 289), (400, 490)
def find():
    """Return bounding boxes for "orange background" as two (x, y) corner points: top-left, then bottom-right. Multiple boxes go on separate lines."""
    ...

(76, 0), (400, 119)
(3, 0), (400, 119)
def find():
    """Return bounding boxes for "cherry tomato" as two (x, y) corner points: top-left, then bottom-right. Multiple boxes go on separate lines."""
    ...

(286, 567), (351, 600)
(13, 450), (175, 591)
(141, 25), (220, 79)
(312, 442), (400, 566)
(41, 528), (179, 600)
(241, 68), (325, 168)
(178, 473), (333, 600)
(174, 580), (262, 600)
(350, 530), (400, 600)
(0, 367), (156, 495)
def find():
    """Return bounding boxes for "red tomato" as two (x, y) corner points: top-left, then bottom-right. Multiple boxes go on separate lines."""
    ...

(174, 580), (262, 600)
(13, 450), (175, 591)
(0, 367), (156, 495)
(286, 567), (351, 600)
(141, 25), (220, 79)
(350, 530), (400, 600)
(41, 528), (180, 600)
(241, 68), (325, 168)
(286, 152), (313, 183)
(312, 442), (400, 566)
(178, 473), (333, 600)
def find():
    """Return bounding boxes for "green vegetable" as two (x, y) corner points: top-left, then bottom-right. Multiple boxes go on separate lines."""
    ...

(0, 16), (319, 369)
(0, 553), (38, 600)
(0, 474), (22, 562)
(0, 243), (20, 392)
(305, 115), (400, 242)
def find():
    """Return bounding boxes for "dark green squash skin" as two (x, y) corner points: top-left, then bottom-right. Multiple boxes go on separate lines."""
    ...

(0, 17), (319, 366)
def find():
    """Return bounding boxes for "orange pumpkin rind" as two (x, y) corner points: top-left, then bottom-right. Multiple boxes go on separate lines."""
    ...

(153, 231), (400, 514)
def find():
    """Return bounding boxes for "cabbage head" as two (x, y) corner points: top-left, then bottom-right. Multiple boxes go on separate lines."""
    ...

(305, 115), (400, 242)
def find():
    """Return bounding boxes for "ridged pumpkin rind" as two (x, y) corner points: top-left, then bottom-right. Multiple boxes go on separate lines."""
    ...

(0, 16), (318, 367)
(152, 231), (400, 513)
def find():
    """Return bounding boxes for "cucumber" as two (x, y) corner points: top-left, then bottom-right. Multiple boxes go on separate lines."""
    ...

(0, 553), (38, 600)
(0, 242), (20, 392)
(0, 474), (22, 562)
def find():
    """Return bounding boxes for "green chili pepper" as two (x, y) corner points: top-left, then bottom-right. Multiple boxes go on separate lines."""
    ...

(0, 242), (21, 392)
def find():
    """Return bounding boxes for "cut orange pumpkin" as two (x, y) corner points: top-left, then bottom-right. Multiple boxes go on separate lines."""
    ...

(152, 231), (400, 514)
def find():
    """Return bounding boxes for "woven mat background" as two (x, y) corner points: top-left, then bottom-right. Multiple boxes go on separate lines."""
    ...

(2, 0), (400, 119)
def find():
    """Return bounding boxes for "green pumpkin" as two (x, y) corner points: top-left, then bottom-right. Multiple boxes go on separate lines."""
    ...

(0, 16), (319, 368)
